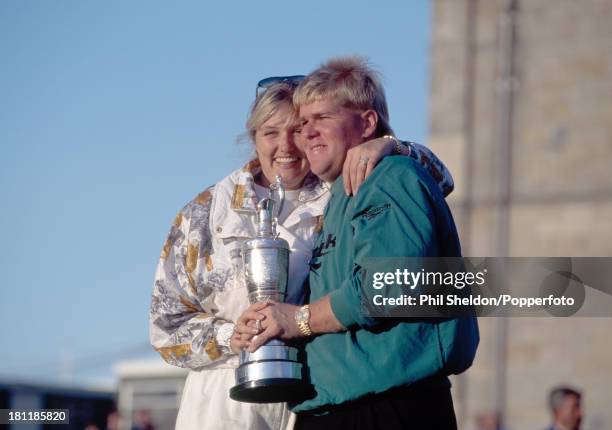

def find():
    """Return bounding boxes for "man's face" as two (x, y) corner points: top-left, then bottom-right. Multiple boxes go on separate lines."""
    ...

(298, 98), (368, 182)
(555, 395), (583, 430)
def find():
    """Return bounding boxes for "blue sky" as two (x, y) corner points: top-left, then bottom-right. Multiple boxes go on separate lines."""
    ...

(0, 1), (431, 385)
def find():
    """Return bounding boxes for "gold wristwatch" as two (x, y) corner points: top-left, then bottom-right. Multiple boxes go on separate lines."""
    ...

(295, 305), (312, 337)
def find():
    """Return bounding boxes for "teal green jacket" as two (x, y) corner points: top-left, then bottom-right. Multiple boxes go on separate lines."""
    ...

(291, 156), (479, 413)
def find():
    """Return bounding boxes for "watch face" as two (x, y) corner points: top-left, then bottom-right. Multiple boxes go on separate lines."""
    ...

(296, 307), (309, 321)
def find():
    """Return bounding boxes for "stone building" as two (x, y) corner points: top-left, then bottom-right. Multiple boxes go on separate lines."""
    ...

(430, 0), (612, 429)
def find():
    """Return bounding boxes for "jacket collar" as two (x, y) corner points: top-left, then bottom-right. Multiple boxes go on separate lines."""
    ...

(229, 159), (328, 208)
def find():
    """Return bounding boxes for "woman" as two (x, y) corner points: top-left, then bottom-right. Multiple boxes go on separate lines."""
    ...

(149, 78), (454, 430)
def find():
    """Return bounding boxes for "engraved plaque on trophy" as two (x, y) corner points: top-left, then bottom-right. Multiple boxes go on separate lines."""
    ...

(229, 176), (308, 403)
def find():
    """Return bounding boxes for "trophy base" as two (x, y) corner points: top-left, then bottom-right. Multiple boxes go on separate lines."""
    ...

(229, 378), (311, 403)
(231, 342), (311, 403)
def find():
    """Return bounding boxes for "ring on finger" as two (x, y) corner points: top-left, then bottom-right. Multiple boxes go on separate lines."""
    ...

(255, 319), (262, 333)
(359, 156), (369, 165)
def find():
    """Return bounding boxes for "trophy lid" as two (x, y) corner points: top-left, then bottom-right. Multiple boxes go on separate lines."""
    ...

(254, 176), (285, 238)
(243, 175), (290, 252)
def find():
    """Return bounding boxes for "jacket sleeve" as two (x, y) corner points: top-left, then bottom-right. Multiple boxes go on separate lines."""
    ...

(149, 187), (236, 369)
(398, 141), (455, 198)
(328, 158), (453, 329)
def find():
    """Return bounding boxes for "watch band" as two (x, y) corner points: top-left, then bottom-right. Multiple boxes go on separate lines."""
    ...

(296, 305), (313, 337)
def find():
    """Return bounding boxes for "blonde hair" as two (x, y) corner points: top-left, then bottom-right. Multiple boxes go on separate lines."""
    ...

(246, 82), (298, 143)
(293, 56), (393, 137)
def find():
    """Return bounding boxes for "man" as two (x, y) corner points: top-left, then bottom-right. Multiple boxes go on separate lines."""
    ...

(237, 56), (479, 429)
(546, 386), (583, 430)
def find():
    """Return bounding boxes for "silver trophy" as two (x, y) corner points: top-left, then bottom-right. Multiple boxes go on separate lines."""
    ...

(229, 176), (308, 403)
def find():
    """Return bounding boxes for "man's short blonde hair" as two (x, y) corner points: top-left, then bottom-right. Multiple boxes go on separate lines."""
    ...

(246, 82), (298, 143)
(293, 56), (393, 137)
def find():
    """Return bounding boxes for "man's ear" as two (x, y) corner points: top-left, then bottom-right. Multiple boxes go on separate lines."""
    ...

(360, 109), (378, 140)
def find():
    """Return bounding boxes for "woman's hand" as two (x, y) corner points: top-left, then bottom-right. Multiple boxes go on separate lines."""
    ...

(229, 330), (247, 354)
(341, 136), (396, 196)
(230, 321), (255, 354)
(231, 302), (269, 353)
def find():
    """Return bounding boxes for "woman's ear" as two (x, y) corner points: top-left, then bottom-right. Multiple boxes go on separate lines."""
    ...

(360, 109), (379, 140)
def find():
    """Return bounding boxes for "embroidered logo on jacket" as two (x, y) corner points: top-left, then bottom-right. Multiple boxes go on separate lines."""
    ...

(362, 203), (391, 221)
(308, 233), (337, 273)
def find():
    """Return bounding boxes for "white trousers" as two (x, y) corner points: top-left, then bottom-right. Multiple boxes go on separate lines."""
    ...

(176, 368), (295, 430)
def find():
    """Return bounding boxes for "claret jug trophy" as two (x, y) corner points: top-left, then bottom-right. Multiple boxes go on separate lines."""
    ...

(229, 176), (307, 403)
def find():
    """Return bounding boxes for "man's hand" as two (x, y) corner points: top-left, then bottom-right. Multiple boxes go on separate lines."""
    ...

(235, 301), (303, 352)
(245, 302), (303, 352)
(342, 136), (396, 196)
(234, 296), (345, 352)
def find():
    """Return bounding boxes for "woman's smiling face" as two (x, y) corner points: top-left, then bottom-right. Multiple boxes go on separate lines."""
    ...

(254, 103), (310, 190)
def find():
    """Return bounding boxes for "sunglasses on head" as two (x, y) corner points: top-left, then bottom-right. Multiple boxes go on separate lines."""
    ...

(256, 75), (305, 97)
